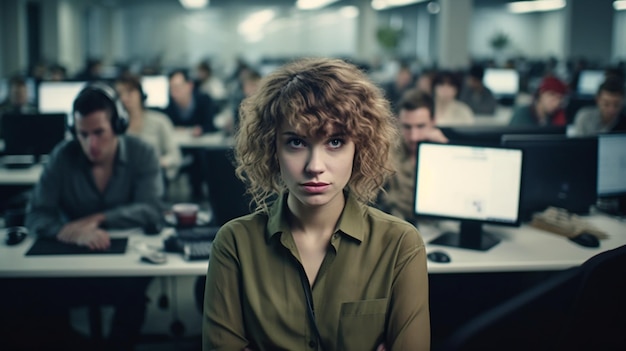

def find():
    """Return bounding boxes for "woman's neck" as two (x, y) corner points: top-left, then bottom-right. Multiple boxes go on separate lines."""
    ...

(287, 193), (345, 238)
(128, 109), (144, 132)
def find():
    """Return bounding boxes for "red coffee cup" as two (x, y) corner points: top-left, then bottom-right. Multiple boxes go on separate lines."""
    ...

(172, 203), (199, 228)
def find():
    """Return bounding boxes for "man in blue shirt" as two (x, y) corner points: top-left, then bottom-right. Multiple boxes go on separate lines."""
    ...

(163, 69), (218, 201)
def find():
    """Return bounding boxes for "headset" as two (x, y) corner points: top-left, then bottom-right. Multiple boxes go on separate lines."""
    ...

(68, 82), (129, 137)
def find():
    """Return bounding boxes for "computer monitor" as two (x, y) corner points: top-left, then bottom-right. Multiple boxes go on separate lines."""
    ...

(414, 142), (523, 251)
(501, 135), (598, 220)
(141, 75), (169, 109)
(597, 133), (626, 197)
(440, 125), (566, 146)
(204, 147), (252, 226)
(38, 81), (87, 114)
(483, 68), (520, 97)
(1, 113), (68, 160)
(577, 70), (604, 97)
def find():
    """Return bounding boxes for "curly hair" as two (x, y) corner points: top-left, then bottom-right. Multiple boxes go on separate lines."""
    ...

(235, 57), (399, 212)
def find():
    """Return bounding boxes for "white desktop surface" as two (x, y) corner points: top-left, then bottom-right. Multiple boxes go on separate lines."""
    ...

(173, 130), (233, 149)
(0, 228), (210, 278)
(1, 213), (625, 278)
(421, 213), (626, 273)
(0, 163), (43, 185)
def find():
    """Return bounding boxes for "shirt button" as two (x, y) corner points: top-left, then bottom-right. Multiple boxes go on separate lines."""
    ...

(308, 340), (317, 348)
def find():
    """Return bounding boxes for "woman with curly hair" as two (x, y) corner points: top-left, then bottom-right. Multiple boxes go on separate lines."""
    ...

(202, 57), (430, 351)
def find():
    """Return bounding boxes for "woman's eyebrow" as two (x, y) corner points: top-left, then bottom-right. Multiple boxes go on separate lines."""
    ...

(281, 131), (303, 138)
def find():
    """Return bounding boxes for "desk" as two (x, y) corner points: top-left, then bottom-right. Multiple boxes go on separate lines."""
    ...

(173, 130), (233, 149)
(0, 228), (210, 278)
(0, 163), (43, 185)
(421, 212), (626, 273)
(474, 106), (513, 126)
(1, 213), (625, 278)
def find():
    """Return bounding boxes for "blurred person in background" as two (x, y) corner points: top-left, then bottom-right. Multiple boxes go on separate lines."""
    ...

(116, 74), (182, 185)
(572, 78), (626, 136)
(509, 75), (567, 127)
(432, 71), (475, 126)
(0, 75), (38, 116)
(459, 64), (497, 115)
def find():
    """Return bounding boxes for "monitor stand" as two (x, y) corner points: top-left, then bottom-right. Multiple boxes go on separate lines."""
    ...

(429, 221), (500, 251)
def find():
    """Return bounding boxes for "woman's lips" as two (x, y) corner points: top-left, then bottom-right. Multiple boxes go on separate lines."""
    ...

(301, 182), (330, 193)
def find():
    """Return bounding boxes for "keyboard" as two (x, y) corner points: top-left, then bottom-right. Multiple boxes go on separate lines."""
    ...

(163, 226), (219, 260)
(183, 241), (212, 261)
(176, 226), (219, 241)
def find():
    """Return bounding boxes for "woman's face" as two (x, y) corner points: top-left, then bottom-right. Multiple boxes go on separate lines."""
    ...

(537, 91), (564, 115)
(115, 83), (142, 113)
(434, 82), (457, 102)
(276, 121), (355, 210)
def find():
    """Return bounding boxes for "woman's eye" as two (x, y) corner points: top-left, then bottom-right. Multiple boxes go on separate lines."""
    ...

(328, 139), (344, 148)
(287, 138), (305, 148)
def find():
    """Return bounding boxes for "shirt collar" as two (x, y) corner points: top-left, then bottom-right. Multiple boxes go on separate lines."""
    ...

(265, 190), (366, 243)
(116, 135), (128, 165)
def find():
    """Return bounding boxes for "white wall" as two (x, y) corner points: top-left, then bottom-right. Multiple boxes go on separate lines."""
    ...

(117, 3), (358, 71)
(471, 8), (541, 59)
(538, 10), (567, 60)
(614, 9), (626, 60)
(57, 0), (86, 75)
(470, 7), (569, 61)
(0, 0), (29, 76)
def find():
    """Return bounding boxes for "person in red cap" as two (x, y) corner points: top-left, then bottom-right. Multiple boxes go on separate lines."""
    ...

(509, 75), (568, 126)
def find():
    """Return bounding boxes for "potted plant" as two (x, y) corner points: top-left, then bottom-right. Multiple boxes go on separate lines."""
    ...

(376, 26), (403, 53)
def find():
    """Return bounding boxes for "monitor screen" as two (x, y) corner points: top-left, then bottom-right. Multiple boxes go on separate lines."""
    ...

(1, 113), (68, 157)
(141, 75), (169, 109)
(597, 133), (626, 197)
(483, 68), (519, 96)
(414, 143), (523, 250)
(38, 81), (86, 114)
(577, 70), (604, 96)
(501, 135), (598, 220)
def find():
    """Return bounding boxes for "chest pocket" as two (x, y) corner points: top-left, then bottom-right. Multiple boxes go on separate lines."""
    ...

(337, 298), (388, 351)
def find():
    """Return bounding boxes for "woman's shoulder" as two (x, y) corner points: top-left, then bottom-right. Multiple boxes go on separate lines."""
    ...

(363, 205), (420, 234)
(453, 100), (475, 118)
(144, 109), (175, 127)
(362, 205), (425, 249)
(215, 212), (269, 241)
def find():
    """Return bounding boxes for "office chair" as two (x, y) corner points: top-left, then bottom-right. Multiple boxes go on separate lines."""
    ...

(438, 245), (626, 351)
(556, 244), (626, 350)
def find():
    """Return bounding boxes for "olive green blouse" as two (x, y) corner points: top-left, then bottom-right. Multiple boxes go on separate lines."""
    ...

(203, 191), (430, 351)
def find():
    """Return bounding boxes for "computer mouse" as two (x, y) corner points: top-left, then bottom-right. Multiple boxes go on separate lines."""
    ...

(427, 250), (451, 263)
(569, 232), (600, 248)
(140, 251), (167, 265)
(5, 226), (28, 246)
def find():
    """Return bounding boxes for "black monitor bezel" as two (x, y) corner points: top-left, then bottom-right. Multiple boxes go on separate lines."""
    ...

(501, 133), (599, 219)
(440, 125), (566, 146)
(1, 113), (68, 157)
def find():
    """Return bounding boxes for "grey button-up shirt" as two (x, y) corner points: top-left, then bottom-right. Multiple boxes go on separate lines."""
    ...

(26, 135), (164, 238)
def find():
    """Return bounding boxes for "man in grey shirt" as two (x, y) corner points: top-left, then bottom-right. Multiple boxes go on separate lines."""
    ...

(22, 85), (163, 350)
(572, 79), (626, 136)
